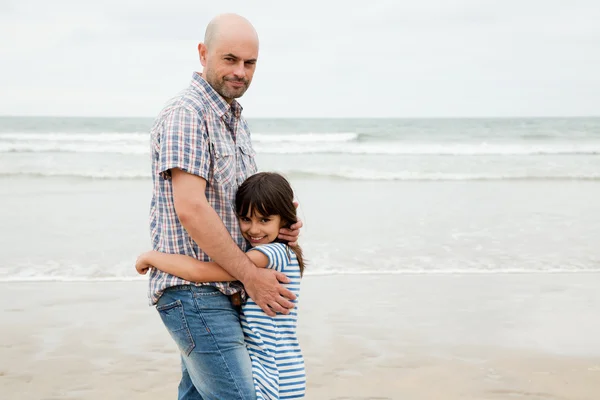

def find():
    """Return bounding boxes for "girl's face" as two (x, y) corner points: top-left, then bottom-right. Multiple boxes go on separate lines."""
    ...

(238, 210), (282, 247)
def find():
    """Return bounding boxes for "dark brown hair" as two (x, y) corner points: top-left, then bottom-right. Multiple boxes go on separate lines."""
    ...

(235, 172), (306, 276)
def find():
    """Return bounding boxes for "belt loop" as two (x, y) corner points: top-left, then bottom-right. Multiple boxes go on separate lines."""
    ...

(230, 292), (242, 312)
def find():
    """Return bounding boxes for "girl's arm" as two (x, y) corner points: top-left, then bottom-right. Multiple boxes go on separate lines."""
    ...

(136, 250), (269, 283)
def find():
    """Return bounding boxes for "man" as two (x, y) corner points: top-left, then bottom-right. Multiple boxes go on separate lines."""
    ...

(148, 13), (300, 399)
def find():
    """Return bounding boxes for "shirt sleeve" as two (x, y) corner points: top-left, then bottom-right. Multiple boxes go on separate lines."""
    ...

(250, 243), (290, 272)
(158, 107), (210, 180)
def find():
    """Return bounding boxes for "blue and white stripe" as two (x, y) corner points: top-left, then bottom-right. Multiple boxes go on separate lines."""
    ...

(241, 242), (306, 399)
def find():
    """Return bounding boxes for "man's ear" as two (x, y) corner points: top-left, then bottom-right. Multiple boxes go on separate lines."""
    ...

(198, 43), (208, 67)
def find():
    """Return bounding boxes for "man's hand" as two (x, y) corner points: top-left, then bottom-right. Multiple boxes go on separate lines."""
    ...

(278, 201), (303, 247)
(244, 268), (296, 317)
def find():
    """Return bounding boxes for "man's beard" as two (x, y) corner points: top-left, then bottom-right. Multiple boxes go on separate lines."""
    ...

(207, 71), (249, 100)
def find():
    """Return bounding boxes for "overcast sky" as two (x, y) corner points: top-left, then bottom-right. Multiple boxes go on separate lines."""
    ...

(1, 0), (599, 118)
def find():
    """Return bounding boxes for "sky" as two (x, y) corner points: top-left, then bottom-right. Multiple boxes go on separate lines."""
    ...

(1, 0), (600, 118)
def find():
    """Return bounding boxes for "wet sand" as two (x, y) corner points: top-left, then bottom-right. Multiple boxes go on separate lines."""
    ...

(1, 274), (600, 399)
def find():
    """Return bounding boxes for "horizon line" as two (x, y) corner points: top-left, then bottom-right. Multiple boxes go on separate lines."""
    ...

(1, 114), (599, 120)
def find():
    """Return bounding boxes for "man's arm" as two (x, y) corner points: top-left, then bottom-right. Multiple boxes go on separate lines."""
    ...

(171, 168), (296, 316)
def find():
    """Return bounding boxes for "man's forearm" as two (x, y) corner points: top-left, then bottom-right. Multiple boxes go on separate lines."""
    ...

(170, 168), (255, 283)
(178, 202), (254, 282)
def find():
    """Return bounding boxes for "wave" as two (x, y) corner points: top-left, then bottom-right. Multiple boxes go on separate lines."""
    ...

(3, 170), (600, 182)
(253, 132), (359, 143)
(0, 132), (361, 154)
(0, 144), (148, 154)
(0, 276), (145, 282)
(284, 171), (600, 181)
(0, 131), (360, 143)
(0, 132), (149, 142)
(3, 131), (600, 156)
(3, 142), (600, 156)
(1, 268), (597, 282)
(0, 171), (150, 180)
(304, 268), (600, 276)
(253, 143), (600, 156)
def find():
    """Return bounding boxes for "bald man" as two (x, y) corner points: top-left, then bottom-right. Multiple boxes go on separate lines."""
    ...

(147, 14), (300, 399)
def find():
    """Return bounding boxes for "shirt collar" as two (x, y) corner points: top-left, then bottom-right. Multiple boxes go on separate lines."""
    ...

(190, 72), (243, 119)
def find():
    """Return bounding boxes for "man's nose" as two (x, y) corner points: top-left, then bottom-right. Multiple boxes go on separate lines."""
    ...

(232, 61), (246, 79)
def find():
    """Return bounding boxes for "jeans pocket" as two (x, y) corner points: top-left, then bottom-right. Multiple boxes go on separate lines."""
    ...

(156, 300), (196, 356)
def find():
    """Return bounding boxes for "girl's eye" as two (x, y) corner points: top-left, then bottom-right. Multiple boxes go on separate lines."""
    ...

(261, 219), (270, 223)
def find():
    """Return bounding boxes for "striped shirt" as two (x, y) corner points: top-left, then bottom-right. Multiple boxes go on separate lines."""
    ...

(148, 72), (257, 305)
(242, 243), (306, 399)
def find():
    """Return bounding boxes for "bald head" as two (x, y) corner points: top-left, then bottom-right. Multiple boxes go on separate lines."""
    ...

(204, 13), (259, 51)
(198, 14), (259, 103)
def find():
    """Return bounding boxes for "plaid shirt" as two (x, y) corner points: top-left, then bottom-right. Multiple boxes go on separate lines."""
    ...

(148, 72), (257, 305)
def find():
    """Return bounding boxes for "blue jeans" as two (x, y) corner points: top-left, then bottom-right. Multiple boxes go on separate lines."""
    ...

(156, 285), (256, 400)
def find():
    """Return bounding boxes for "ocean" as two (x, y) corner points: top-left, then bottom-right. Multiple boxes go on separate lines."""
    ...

(1, 116), (599, 281)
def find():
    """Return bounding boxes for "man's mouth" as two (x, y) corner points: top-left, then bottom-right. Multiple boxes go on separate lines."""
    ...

(225, 78), (246, 88)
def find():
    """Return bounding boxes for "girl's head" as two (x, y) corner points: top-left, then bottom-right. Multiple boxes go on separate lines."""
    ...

(235, 172), (297, 246)
(235, 172), (305, 274)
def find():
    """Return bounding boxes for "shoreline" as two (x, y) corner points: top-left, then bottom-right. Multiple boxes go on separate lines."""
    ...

(2, 275), (600, 399)
(2, 269), (600, 286)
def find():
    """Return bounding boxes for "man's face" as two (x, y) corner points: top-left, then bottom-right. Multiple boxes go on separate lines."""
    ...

(199, 35), (258, 102)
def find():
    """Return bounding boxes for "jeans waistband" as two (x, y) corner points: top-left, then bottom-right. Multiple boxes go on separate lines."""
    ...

(163, 284), (221, 294)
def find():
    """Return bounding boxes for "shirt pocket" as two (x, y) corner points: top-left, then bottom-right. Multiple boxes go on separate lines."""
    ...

(237, 144), (257, 184)
(211, 141), (236, 186)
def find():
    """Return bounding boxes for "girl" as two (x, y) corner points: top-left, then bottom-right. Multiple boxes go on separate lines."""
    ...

(135, 172), (306, 400)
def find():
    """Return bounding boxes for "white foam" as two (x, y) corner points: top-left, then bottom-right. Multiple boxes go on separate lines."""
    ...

(0, 132), (148, 142)
(4, 141), (599, 156)
(3, 132), (600, 156)
(254, 142), (600, 156)
(0, 132), (358, 144)
(0, 143), (147, 154)
(2, 169), (599, 181)
(303, 268), (600, 276)
(252, 132), (359, 143)
(0, 268), (597, 283)
(279, 168), (600, 181)
(0, 276), (146, 282)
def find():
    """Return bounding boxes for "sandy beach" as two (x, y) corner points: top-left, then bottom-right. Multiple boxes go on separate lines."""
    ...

(2, 1), (600, 396)
(2, 274), (600, 399)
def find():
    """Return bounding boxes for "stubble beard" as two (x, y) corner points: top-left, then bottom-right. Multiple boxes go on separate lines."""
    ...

(205, 69), (249, 101)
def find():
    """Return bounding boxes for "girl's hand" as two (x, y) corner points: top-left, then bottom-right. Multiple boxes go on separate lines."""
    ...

(135, 253), (153, 275)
